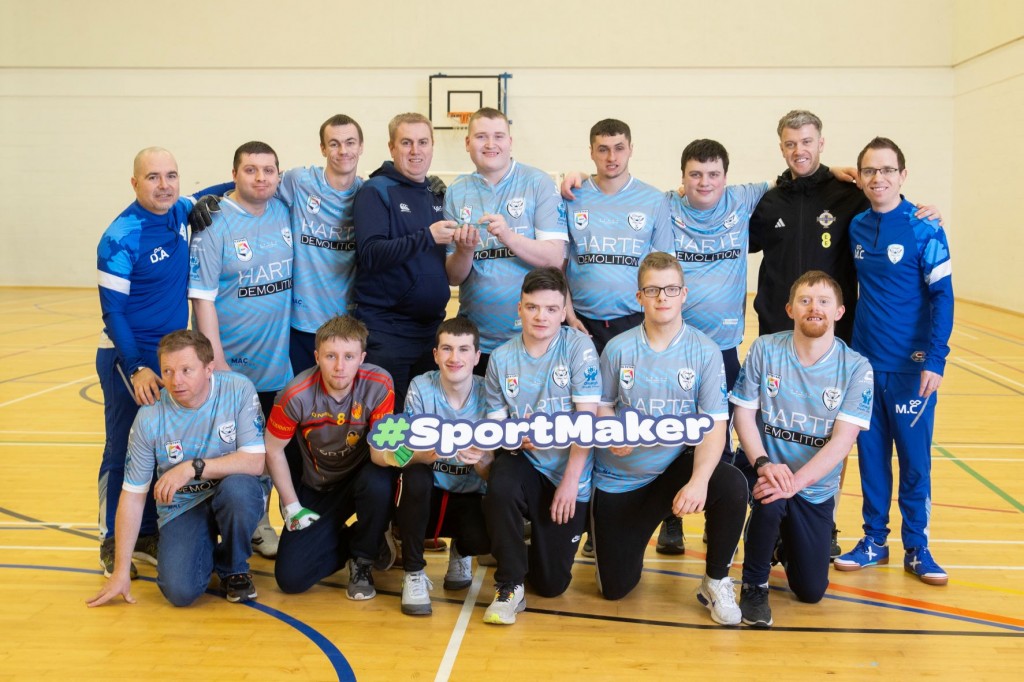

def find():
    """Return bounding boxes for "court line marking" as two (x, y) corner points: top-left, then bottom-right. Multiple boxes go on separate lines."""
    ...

(0, 374), (94, 408)
(952, 356), (1024, 389)
(935, 446), (1024, 513)
(0, 564), (354, 682)
(435, 566), (487, 682)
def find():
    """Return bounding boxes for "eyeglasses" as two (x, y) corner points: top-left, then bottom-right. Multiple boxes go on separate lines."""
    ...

(639, 285), (683, 298)
(858, 167), (901, 178)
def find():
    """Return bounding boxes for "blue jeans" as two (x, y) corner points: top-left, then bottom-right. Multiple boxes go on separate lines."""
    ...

(156, 475), (266, 607)
(96, 347), (159, 539)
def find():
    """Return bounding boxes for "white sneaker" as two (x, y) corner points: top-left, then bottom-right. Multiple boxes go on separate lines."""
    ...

(251, 523), (279, 559)
(482, 583), (525, 625)
(444, 544), (473, 590)
(697, 575), (741, 625)
(401, 570), (433, 616)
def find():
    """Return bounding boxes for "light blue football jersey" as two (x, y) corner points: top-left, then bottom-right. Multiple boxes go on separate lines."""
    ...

(484, 326), (602, 500)
(404, 370), (489, 494)
(730, 331), (873, 504)
(595, 323), (728, 493)
(444, 161), (568, 353)
(123, 371), (266, 526)
(278, 167), (363, 333)
(562, 176), (674, 319)
(189, 197), (294, 392)
(668, 182), (769, 350)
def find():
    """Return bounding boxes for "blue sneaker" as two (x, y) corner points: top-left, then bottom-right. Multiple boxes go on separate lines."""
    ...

(904, 547), (948, 586)
(834, 536), (889, 571)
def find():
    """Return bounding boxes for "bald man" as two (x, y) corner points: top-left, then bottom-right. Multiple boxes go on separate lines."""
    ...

(95, 148), (228, 579)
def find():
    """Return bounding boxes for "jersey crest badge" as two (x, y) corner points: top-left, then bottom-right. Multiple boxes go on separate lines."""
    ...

(887, 244), (904, 264)
(234, 238), (253, 262)
(460, 206), (473, 223)
(218, 421), (237, 444)
(552, 365), (570, 388)
(860, 389), (873, 408)
(165, 440), (183, 464)
(766, 373), (781, 398)
(817, 210), (836, 229)
(507, 198), (525, 219)
(854, 244), (865, 260)
(282, 226), (292, 247)
(677, 368), (696, 391)
(672, 215), (685, 229)
(724, 212), (739, 229)
(620, 366), (635, 390)
(573, 210), (589, 230)
(911, 350), (926, 363)
(505, 375), (520, 398)
(352, 403), (363, 420)
(307, 195), (321, 214)
(179, 224), (188, 240)
(822, 387), (842, 411)
(627, 212), (647, 231)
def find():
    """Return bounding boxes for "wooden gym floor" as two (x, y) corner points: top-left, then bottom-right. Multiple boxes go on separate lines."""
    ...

(1, 287), (1022, 681)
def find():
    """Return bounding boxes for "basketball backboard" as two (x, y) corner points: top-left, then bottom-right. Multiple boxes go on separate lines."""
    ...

(428, 73), (511, 130)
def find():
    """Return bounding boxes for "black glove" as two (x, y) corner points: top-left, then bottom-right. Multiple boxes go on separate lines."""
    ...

(427, 174), (447, 198)
(189, 195), (221, 233)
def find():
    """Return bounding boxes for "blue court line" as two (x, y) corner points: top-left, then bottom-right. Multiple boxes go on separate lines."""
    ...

(1, 564), (355, 682)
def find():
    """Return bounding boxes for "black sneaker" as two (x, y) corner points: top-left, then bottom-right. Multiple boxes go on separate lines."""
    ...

(656, 516), (685, 555)
(222, 573), (257, 603)
(740, 583), (773, 628)
(830, 526), (842, 560)
(133, 533), (159, 567)
(99, 537), (137, 580)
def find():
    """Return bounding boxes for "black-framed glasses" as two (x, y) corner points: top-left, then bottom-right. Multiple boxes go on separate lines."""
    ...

(858, 167), (900, 178)
(640, 285), (683, 298)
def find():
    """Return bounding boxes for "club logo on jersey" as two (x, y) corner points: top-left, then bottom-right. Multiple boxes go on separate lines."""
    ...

(620, 366), (635, 389)
(861, 388), (873, 408)
(400, 203), (411, 213)
(817, 210), (836, 229)
(189, 255), (200, 279)
(346, 430), (360, 448)
(887, 244), (904, 264)
(854, 244), (865, 260)
(552, 365), (570, 388)
(627, 212), (647, 231)
(149, 247), (170, 263)
(307, 195), (322, 214)
(724, 212), (739, 229)
(505, 375), (519, 398)
(507, 198), (525, 219)
(766, 373), (781, 398)
(352, 403), (363, 420)
(822, 387), (842, 411)
(677, 368), (696, 391)
(573, 210), (589, 230)
(584, 365), (600, 388)
(234, 238), (253, 262)
(774, 219), (786, 229)
(165, 440), (183, 464)
(218, 421), (237, 444)
(179, 224), (188, 240)
(281, 226), (292, 247)
(460, 206), (472, 223)
(672, 215), (686, 229)
(911, 350), (926, 363)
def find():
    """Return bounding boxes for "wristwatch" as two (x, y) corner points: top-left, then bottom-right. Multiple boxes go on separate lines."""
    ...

(192, 458), (206, 480)
(753, 456), (771, 473)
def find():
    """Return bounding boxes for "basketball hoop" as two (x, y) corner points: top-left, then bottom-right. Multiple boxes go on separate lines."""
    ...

(447, 111), (472, 128)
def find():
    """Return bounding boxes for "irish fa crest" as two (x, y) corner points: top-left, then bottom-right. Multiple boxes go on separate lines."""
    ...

(766, 373), (781, 398)
(234, 238), (253, 262)
(505, 375), (520, 398)
(281, 226), (292, 247)
(817, 210), (836, 228)
(307, 195), (321, 214)
(677, 368), (696, 391)
(822, 387), (842, 411)
(887, 244), (905, 264)
(507, 198), (525, 219)
(573, 210), (589, 230)
(627, 212), (647, 231)
(165, 440), (183, 464)
(552, 365), (570, 388)
(218, 421), (237, 444)
(620, 366), (635, 389)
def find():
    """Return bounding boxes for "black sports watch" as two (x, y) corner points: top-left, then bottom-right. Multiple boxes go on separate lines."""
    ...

(753, 456), (771, 473)
(192, 458), (206, 480)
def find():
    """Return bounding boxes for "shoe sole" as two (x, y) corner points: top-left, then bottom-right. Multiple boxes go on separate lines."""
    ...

(347, 590), (376, 601)
(655, 544), (685, 556)
(401, 603), (433, 615)
(834, 556), (889, 571)
(424, 539), (448, 552)
(741, 616), (773, 628)
(696, 590), (741, 626)
(101, 559), (138, 580)
(482, 601), (526, 625)
(906, 568), (948, 586)
(225, 591), (257, 603)
(443, 578), (472, 591)
(132, 551), (159, 567)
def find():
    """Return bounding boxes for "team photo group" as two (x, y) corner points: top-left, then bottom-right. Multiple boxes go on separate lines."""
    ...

(85, 106), (954, 631)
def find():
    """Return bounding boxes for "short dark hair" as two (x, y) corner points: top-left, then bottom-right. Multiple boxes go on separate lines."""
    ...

(589, 119), (631, 145)
(233, 141), (279, 172)
(158, 329), (214, 365)
(315, 314), (369, 352)
(319, 114), (364, 145)
(681, 138), (730, 174)
(436, 317), (480, 350)
(789, 270), (844, 307)
(857, 136), (906, 172)
(638, 252), (684, 288)
(468, 107), (508, 129)
(521, 266), (568, 300)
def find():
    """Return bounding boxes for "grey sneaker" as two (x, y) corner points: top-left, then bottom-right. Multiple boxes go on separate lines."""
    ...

(222, 573), (257, 603)
(482, 583), (526, 625)
(100, 537), (137, 580)
(401, 570), (434, 615)
(347, 558), (376, 600)
(656, 516), (685, 555)
(443, 544), (473, 590)
(740, 583), (773, 628)
(132, 534), (159, 567)
(251, 523), (279, 559)
(696, 575), (741, 625)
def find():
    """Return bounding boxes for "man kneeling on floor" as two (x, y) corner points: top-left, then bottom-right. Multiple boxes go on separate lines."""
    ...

(87, 330), (268, 607)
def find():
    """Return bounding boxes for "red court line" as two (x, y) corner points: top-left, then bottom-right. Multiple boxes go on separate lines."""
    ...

(950, 341), (1024, 377)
